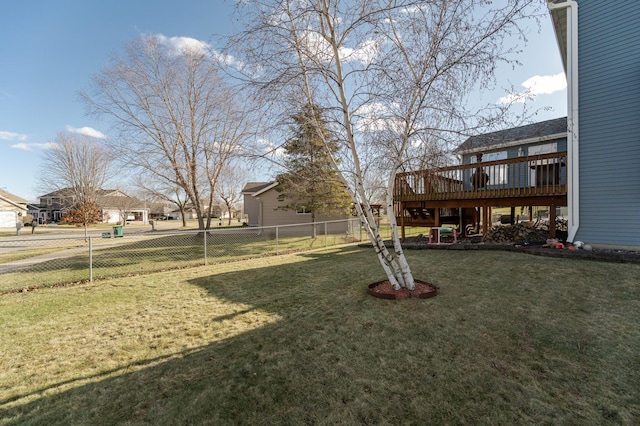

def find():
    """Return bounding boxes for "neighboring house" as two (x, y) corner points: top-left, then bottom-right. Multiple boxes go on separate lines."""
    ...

(241, 181), (349, 228)
(148, 203), (175, 220)
(30, 188), (73, 223)
(31, 189), (148, 224)
(394, 117), (569, 238)
(171, 205), (199, 221)
(0, 189), (29, 228)
(548, 1), (640, 248)
(454, 117), (568, 192)
(96, 190), (149, 224)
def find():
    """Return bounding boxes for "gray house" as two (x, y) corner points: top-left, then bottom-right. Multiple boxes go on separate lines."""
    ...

(455, 117), (568, 193)
(394, 117), (569, 238)
(549, 0), (640, 248)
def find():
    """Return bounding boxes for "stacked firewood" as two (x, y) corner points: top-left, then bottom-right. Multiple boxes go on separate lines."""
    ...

(483, 222), (550, 244)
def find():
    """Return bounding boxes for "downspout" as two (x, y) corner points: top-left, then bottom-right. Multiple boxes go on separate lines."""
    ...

(548, 0), (579, 242)
(257, 196), (263, 227)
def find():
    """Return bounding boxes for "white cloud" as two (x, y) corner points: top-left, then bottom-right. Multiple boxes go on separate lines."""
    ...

(0, 131), (28, 141)
(260, 138), (286, 157)
(499, 73), (567, 104)
(298, 29), (379, 65)
(11, 142), (56, 151)
(401, 5), (422, 14)
(153, 34), (211, 56)
(65, 125), (106, 139)
(356, 102), (403, 133)
(339, 39), (380, 64)
(149, 33), (238, 67)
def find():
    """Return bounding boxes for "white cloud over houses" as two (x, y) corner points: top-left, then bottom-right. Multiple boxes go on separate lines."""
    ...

(65, 125), (106, 139)
(0, 131), (28, 141)
(498, 72), (567, 104)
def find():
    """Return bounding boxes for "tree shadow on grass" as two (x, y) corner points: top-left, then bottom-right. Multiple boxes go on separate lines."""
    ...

(1, 247), (426, 425)
(3, 247), (636, 425)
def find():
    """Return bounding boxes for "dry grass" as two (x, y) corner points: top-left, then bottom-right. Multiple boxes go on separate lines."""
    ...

(1, 247), (639, 425)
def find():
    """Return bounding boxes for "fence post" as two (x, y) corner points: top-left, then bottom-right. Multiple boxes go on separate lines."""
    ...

(275, 226), (279, 255)
(89, 236), (93, 282)
(204, 230), (208, 266)
(324, 222), (328, 247)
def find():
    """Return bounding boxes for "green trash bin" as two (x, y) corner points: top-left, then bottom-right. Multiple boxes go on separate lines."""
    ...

(113, 225), (123, 238)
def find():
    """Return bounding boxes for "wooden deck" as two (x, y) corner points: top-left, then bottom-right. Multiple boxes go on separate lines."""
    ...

(394, 152), (568, 237)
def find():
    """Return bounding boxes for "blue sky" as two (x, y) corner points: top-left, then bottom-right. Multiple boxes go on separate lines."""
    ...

(0, 1), (566, 202)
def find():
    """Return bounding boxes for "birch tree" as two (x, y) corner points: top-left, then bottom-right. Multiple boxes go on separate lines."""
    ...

(81, 35), (253, 230)
(229, 0), (537, 290)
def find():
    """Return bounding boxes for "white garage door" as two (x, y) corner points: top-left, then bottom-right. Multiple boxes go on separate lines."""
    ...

(0, 211), (17, 228)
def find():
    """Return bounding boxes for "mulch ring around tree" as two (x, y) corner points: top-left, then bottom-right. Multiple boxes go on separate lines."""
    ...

(368, 279), (437, 300)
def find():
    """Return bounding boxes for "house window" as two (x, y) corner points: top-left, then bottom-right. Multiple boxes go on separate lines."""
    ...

(47, 198), (52, 205)
(296, 207), (312, 215)
(528, 143), (558, 186)
(473, 151), (507, 185)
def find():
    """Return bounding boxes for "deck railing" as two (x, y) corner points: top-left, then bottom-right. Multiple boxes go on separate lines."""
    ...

(395, 151), (568, 202)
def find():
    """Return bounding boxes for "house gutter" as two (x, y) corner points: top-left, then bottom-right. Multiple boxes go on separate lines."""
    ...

(548, 0), (579, 242)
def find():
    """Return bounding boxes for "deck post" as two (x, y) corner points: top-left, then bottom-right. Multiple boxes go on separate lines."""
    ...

(549, 205), (556, 239)
(482, 206), (489, 235)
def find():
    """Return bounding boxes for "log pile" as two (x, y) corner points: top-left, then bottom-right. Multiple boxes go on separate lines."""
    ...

(483, 222), (550, 244)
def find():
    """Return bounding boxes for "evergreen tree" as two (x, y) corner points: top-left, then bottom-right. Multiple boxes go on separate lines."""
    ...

(275, 104), (351, 236)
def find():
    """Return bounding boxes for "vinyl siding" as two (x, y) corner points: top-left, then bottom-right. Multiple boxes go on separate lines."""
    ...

(257, 188), (347, 228)
(575, 1), (640, 247)
(243, 194), (261, 226)
(461, 137), (567, 190)
(244, 187), (349, 232)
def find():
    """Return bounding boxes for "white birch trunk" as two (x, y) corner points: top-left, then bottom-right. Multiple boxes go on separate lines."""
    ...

(307, 1), (417, 290)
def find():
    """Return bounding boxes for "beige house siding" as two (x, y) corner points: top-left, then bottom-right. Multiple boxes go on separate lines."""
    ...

(257, 188), (346, 226)
(243, 194), (262, 226)
(242, 181), (349, 230)
(0, 200), (20, 228)
(0, 190), (29, 227)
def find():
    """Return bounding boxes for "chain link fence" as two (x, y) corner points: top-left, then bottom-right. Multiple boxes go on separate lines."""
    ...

(0, 219), (364, 293)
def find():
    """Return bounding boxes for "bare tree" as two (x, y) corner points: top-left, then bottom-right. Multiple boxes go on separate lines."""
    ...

(40, 132), (112, 238)
(229, 0), (538, 290)
(134, 174), (190, 227)
(216, 163), (244, 226)
(80, 35), (253, 230)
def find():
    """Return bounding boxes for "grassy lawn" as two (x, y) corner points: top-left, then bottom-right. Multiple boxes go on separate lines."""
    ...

(1, 247), (639, 425)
